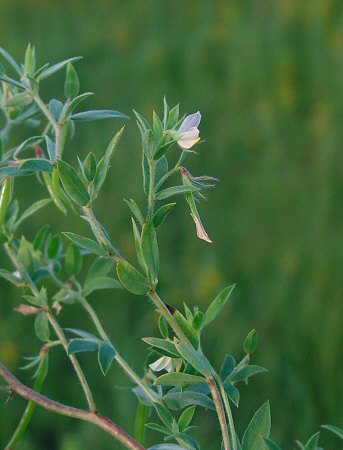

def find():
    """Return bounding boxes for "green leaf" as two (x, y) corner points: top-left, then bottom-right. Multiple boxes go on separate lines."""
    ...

(231, 365), (268, 383)
(85, 257), (113, 284)
(164, 390), (215, 411)
(6, 92), (33, 107)
(244, 329), (258, 355)
(154, 403), (173, 429)
(13, 135), (43, 158)
(0, 268), (22, 286)
(124, 198), (144, 226)
(61, 92), (94, 120)
(220, 355), (236, 381)
(65, 63), (80, 99)
(57, 160), (90, 206)
(321, 425), (343, 440)
(63, 232), (107, 256)
(154, 372), (205, 388)
(142, 337), (179, 357)
(98, 342), (116, 375)
(116, 260), (149, 295)
(14, 198), (51, 229)
(24, 43), (35, 75)
(33, 224), (50, 251)
(47, 234), (62, 259)
(94, 127), (125, 196)
(19, 159), (53, 173)
(0, 177), (12, 228)
(83, 276), (122, 296)
(141, 219), (159, 278)
(173, 338), (212, 377)
(65, 328), (98, 340)
(132, 218), (148, 272)
(305, 432), (320, 450)
(34, 313), (50, 342)
(145, 423), (170, 436)
(173, 310), (199, 349)
(68, 338), (98, 354)
(148, 445), (185, 450)
(71, 109), (128, 122)
(203, 284), (235, 327)
(45, 136), (56, 162)
(242, 401), (271, 450)
(0, 75), (25, 90)
(83, 152), (97, 182)
(155, 156), (169, 184)
(49, 99), (64, 121)
(178, 405), (196, 432)
(65, 244), (83, 276)
(153, 203), (176, 228)
(37, 56), (83, 81)
(0, 47), (21, 74)
(264, 438), (282, 450)
(155, 185), (199, 201)
(224, 382), (240, 407)
(158, 316), (169, 339)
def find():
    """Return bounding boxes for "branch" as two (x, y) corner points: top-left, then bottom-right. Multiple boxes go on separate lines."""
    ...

(0, 363), (145, 450)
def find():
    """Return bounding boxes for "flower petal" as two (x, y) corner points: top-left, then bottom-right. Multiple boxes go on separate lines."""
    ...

(191, 213), (212, 243)
(179, 111), (201, 132)
(149, 356), (173, 372)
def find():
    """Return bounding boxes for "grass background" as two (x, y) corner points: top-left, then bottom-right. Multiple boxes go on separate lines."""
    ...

(0, 0), (342, 448)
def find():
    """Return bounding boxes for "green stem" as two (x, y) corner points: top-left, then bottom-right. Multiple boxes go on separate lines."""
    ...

(4, 348), (48, 450)
(79, 298), (158, 404)
(147, 290), (189, 344)
(46, 310), (96, 412)
(147, 158), (155, 217)
(218, 380), (237, 450)
(134, 401), (148, 445)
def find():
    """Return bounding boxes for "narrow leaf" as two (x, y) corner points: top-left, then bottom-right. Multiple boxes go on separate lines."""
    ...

(57, 160), (90, 206)
(203, 284), (235, 327)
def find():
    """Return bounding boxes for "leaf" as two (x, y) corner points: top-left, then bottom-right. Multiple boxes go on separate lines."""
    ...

(45, 136), (56, 162)
(65, 328), (98, 340)
(68, 338), (98, 354)
(131, 218), (148, 272)
(34, 312), (50, 342)
(71, 109), (128, 122)
(0, 47), (21, 74)
(61, 92), (94, 120)
(33, 224), (50, 251)
(0, 177), (12, 227)
(231, 365), (268, 383)
(173, 338), (212, 377)
(221, 355), (236, 382)
(155, 185), (199, 201)
(154, 403), (173, 429)
(49, 99), (64, 121)
(65, 244), (83, 276)
(37, 56), (83, 81)
(305, 432), (320, 450)
(142, 337), (179, 358)
(14, 198), (51, 229)
(321, 425), (343, 440)
(264, 438), (282, 450)
(13, 135), (43, 158)
(116, 260), (149, 295)
(98, 342), (116, 375)
(47, 234), (62, 259)
(5, 92), (33, 107)
(57, 160), (90, 206)
(173, 309), (199, 349)
(64, 63), (79, 99)
(242, 401), (271, 450)
(203, 284), (235, 327)
(0, 74), (25, 90)
(85, 257), (113, 284)
(155, 156), (169, 184)
(243, 329), (258, 355)
(63, 232), (107, 256)
(94, 127), (125, 196)
(0, 269), (22, 286)
(153, 203), (176, 228)
(224, 382), (240, 407)
(141, 218), (159, 278)
(148, 445), (185, 450)
(83, 276), (122, 296)
(124, 198), (144, 226)
(154, 372), (205, 388)
(164, 390), (214, 411)
(19, 159), (53, 173)
(178, 405), (196, 432)
(146, 423), (170, 435)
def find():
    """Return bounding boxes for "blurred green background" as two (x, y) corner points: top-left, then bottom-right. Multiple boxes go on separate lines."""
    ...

(0, 0), (342, 448)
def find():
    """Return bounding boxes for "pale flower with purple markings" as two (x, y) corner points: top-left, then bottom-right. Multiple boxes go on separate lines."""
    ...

(172, 111), (201, 149)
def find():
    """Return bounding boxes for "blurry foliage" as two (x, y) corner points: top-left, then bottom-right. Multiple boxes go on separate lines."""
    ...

(0, 0), (342, 448)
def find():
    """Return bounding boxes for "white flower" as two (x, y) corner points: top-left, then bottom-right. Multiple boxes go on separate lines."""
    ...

(174, 111), (201, 149)
(149, 356), (173, 373)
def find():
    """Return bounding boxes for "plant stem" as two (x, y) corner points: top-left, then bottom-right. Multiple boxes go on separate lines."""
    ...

(218, 381), (237, 450)
(147, 158), (155, 216)
(154, 165), (182, 192)
(134, 401), (148, 445)
(79, 298), (158, 404)
(208, 377), (231, 450)
(147, 290), (189, 344)
(46, 310), (96, 412)
(33, 94), (57, 129)
(0, 363), (145, 450)
(4, 347), (48, 450)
